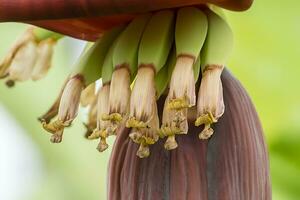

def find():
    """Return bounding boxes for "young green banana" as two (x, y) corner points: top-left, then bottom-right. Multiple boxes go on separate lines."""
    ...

(105, 14), (152, 125)
(195, 9), (234, 139)
(168, 7), (208, 109)
(164, 7), (208, 149)
(126, 10), (175, 156)
(0, 26), (63, 86)
(42, 26), (124, 143)
(158, 51), (200, 150)
(88, 38), (120, 152)
(154, 47), (176, 99)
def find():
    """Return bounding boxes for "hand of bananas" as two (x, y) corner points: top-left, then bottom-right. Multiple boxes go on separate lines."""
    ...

(0, 7), (233, 158)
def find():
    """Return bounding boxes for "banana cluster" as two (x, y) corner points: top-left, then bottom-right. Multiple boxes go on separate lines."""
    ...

(1, 7), (233, 158)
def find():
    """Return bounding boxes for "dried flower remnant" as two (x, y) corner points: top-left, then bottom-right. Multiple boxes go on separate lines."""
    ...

(195, 10), (234, 139)
(41, 26), (124, 143)
(80, 82), (96, 107)
(105, 14), (152, 129)
(88, 34), (121, 152)
(0, 27), (62, 86)
(42, 75), (84, 143)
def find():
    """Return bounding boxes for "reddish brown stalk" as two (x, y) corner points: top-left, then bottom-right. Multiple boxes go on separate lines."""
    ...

(108, 69), (271, 200)
(0, 0), (253, 22)
(0, 0), (253, 41)
(30, 15), (136, 41)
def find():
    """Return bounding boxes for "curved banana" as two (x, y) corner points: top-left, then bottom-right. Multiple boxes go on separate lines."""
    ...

(105, 14), (152, 126)
(89, 37), (120, 152)
(195, 9), (234, 139)
(164, 7), (208, 149)
(126, 10), (175, 157)
(42, 26), (124, 143)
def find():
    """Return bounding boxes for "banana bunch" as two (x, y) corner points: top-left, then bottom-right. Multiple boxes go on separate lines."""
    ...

(40, 26), (125, 143)
(1, 6), (234, 158)
(0, 26), (63, 86)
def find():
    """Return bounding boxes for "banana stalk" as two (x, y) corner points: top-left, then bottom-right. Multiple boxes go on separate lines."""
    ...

(195, 9), (234, 139)
(0, 26), (63, 86)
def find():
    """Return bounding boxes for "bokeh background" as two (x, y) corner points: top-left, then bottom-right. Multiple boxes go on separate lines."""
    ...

(0, 0), (299, 199)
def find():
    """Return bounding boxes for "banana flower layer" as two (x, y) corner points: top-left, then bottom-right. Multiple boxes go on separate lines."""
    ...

(108, 69), (271, 200)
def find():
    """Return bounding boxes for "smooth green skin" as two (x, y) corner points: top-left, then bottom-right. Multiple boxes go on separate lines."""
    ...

(72, 25), (125, 85)
(113, 14), (151, 76)
(33, 27), (63, 41)
(101, 39), (118, 84)
(138, 10), (175, 72)
(175, 7), (208, 58)
(200, 10), (234, 71)
(155, 47), (176, 98)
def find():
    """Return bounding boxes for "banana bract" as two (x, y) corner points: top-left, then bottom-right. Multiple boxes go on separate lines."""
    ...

(1, 4), (270, 200)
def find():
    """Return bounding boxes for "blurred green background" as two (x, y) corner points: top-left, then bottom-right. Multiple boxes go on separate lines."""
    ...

(0, 0), (299, 199)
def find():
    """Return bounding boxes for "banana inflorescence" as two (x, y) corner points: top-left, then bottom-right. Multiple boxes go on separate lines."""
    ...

(2, 7), (234, 158)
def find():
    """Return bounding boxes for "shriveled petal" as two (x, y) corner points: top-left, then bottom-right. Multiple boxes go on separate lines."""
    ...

(58, 75), (84, 122)
(195, 65), (224, 139)
(159, 95), (188, 150)
(129, 67), (156, 123)
(7, 40), (38, 82)
(168, 56), (196, 109)
(197, 65), (224, 120)
(80, 82), (96, 107)
(108, 67), (131, 117)
(31, 38), (55, 81)
(43, 75), (84, 143)
(0, 27), (35, 77)
(38, 78), (69, 123)
(83, 92), (98, 138)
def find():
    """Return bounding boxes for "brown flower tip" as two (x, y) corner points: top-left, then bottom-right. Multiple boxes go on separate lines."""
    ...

(42, 75), (84, 143)
(195, 65), (224, 139)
